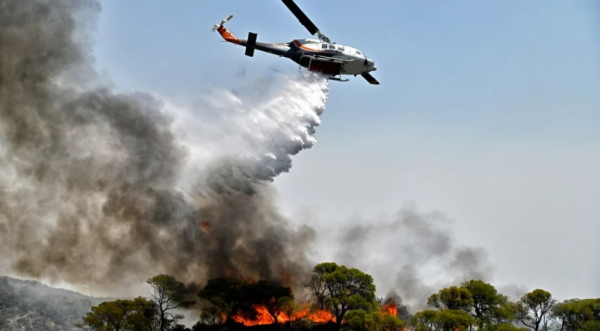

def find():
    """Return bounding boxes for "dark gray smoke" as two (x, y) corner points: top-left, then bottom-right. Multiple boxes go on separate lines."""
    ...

(0, 0), (326, 295)
(335, 207), (493, 311)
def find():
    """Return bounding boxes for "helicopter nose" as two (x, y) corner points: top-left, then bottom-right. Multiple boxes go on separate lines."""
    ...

(366, 58), (376, 71)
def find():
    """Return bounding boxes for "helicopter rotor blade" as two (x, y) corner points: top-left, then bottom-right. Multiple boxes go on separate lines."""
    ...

(281, 0), (319, 36)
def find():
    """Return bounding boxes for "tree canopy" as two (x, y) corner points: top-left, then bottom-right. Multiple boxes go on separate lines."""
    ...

(423, 280), (514, 330)
(552, 298), (600, 331)
(79, 297), (158, 331)
(345, 310), (406, 331)
(147, 275), (195, 331)
(306, 262), (377, 329)
(427, 286), (473, 312)
(412, 309), (474, 331)
(70, 272), (599, 331)
(515, 289), (556, 331)
(461, 280), (512, 327)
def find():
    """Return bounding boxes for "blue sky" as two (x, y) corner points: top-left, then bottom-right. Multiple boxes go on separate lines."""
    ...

(94, 0), (600, 300)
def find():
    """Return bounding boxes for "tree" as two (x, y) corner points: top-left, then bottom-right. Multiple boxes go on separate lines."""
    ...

(551, 298), (600, 331)
(147, 275), (194, 331)
(379, 313), (407, 331)
(480, 324), (528, 331)
(79, 297), (158, 331)
(426, 280), (514, 329)
(307, 262), (377, 330)
(427, 286), (473, 312)
(515, 289), (556, 331)
(461, 280), (513, 328)
(345, 310), (406, 331)
(345, 310), (377, 331)
(193, 305), (222, 331)
(412, 309), (474, 331)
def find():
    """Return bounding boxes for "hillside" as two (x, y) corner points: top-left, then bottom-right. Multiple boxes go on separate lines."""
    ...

(0, 276), (109, 331)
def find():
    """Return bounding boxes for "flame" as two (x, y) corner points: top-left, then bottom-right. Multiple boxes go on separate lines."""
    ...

(295, 306), (336, 323)
(232, 304), (335, 326)
(200, 221), (211, 232)
(232, 305), (282, 326)
(230, 300), (400, 327)
(382, 303), (398, 316)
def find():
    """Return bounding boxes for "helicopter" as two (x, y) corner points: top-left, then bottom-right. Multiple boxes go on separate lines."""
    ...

(212, 0), (379, 85)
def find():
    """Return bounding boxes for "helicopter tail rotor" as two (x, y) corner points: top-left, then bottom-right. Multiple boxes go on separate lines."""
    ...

(212, 14), (241, 45)
(211, 14), (233, 32)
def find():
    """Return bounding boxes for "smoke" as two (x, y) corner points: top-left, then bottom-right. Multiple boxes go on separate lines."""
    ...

(0, 0), (327, 295)
(335, 206), (493, 311)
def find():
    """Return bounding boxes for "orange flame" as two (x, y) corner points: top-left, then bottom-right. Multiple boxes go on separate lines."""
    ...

(232, 304), (335, 326)
(200, 221), (211, 232)
(295, 306), (336, 324)
(382, 303), (398, 316)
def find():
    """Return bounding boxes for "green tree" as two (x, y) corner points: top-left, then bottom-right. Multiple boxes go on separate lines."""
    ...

(147, 275), (194, 331)
(412, 309), (473, 331)
(461, 280), (513, 327)
(345, 310), (377, 331)
(79, 297), (158, 331)
(307, 262), (377, 330)
(480, 324), (528, 331)
(427, 280), (514, 329)
(345, 310), (406, 331)
(427, 286), (473, 312)
(551, 298), (600, 331)
(515, 289), (556, 331)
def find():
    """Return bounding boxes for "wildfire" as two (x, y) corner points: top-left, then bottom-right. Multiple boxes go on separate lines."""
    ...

(232, 304), (335, 326)
(382, 303), (398, 316)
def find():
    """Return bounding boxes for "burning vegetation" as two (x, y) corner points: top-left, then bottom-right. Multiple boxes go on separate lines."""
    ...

(79, 268), (600, 331)
(194, 262), (404, 330)
(80, 262), (409, 331)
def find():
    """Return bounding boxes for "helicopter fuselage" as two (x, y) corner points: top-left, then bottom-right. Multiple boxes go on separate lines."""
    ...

(216, 25), (376, 78)
(238, 38), (377, 76)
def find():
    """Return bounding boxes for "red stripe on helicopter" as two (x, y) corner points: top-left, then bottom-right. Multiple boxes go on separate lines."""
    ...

(293, 39), (321, 52)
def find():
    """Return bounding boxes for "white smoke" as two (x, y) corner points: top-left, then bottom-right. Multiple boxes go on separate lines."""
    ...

(169, 71), (329, 195)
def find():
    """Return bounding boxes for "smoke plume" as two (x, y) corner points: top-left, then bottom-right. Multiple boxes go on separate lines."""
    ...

(335, 206), (493, 311)
(0, 0), (327, 295)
